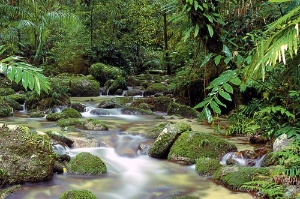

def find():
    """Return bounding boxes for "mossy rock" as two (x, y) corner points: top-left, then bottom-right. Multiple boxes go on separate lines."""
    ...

(0, 87), (15, 96)
(0, 185), (22, 199)
(121, 107), (153, 115)
(67, 152), (107, 175)
(29, 110), (45, 118)
(4, 97), (22, 110)
(213, 166), (270, 191)
(56, 118), (82, 128)
(148, 123), (192, 159)
(88, 62), (124, 85)
(59, 189), (97, 199)
(46, 131), (74, 148)
(46, 108), (82, 121)
(83, 118), (108, 131)
(131, 96), (172, 112)
(143, 83), (167, 96)
(107, 76), (128, 95)
(7, 93), (26, 104)
(168, 131), (237, 164)
(69, 76), (100, 97)
(145, 122), (169, 139)
(0, 98), (13, 117)
(0, 124), (55, 185)
(167, 102), (199, 118)
(195, 157), (222, 176)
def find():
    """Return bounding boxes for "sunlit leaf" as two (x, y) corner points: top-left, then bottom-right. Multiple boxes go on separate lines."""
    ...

(219, 90), (232, 101)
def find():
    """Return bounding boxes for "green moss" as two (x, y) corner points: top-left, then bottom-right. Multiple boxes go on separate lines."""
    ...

(148, 123), (192, 158)
(59, 189), (97, 199)
(144, 83), (167, 96)
(0, 98), (13, 117)
(195, 157), (222, 176)
(213, 166), (270, 191)
(146, 122), (168, 139)
(7, 93), (26, 104)
(168, 131), (237, 164)
(88, 63), (124, 85)
(46, 108), (82, 121)
(83, 118), (108, 130)
(0, 124), (55, 185)
(121, 107), (153, 115)
(69, 77), (100, 97)
(57, 118), (81, 127)
(67, 152), (107, 175)
(0, 87), (15, 96)
(29, 111), (45, 118)
(167, 102), (199, 118)
(0, 185), (22, 199)
(108, 76), (127, 95)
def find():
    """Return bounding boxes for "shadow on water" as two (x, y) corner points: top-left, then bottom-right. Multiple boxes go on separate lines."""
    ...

(3, 96), (254, 199)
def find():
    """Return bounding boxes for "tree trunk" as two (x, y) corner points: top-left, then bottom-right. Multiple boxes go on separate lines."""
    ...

(163, 13), (171, 75)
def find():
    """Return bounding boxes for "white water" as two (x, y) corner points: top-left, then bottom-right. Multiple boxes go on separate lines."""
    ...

(5, 97), (254, 199)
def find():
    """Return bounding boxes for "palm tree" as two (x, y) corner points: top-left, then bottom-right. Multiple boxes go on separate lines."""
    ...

(0, 1), (80, 65)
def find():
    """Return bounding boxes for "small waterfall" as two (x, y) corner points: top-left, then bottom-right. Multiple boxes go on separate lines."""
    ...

(220, 152), (266, 167)
(20, 102), (27, 113)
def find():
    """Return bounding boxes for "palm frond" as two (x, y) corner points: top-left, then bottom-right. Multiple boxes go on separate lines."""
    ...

(243, 5), (300, 82)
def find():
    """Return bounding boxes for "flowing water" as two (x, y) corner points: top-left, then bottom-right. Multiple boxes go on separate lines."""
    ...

(3, 96), (254, 199)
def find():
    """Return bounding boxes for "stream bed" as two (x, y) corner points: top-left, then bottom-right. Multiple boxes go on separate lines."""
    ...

(3, 96), (254, 199)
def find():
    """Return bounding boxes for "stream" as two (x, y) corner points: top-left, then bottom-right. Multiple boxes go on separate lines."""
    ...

(3, 96), (254, 199)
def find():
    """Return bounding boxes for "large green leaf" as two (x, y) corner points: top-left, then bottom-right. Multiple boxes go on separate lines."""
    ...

(219, 90), (232, 101)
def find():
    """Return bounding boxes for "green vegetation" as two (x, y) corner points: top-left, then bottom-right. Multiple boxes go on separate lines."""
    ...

(59, 189), (97, 199)
(67, 152), (107, 175)
(168, 131), (237, 164)
(195, 157), (222, 177)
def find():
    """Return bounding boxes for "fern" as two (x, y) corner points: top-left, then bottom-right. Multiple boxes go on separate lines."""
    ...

(241, 180), (286, 199)
(0, 46), (49, 94)
(243, 5), (300, 84)
(195, 69), (241, 122)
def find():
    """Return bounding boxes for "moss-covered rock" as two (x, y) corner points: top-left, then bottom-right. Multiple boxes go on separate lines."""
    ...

(56, 118), (82, 128)
(148, 123), (192, 158)
(69, 75), (100, 97)
(7, 93), (26, 104)
(121, 107), (153, 115)
(0, 98), (13, 117)
(59, 189), (97, 199)
(45, 131), (74, 147)
(213, 166), (270, 191)
(145, 123), (169, 139)
(131, 96), (173, 112)
(0, 185), (22, 199)
(0, 87), (15, 96)
(29, 110), (45, 118)
(195, 157), (222, 176)
(88, 62), (124, 85)
(143, 83), (167, 96)
(4, 97), (22, 110)
(167, 102), (199, 118)
(67, 152), (107, 175)
(0, 124), (55, 185)
(168, 131), (237, 164)
(83, 118), (108, 131)
(46, 108), (82, 121)
(107, 76), (128, 95)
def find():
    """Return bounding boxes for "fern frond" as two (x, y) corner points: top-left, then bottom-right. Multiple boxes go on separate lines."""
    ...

(244, 6), (300, 82)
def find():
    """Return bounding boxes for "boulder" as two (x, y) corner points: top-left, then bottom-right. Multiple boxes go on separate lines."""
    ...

(0, 124), (55, 185)
(168, 131), (237, 164)
(273, 134), (294, 152)
(67, 152), (107, 175)
(148, 123), (191, 158)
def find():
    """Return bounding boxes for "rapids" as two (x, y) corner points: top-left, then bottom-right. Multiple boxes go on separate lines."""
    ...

(3, 96), (254, 199)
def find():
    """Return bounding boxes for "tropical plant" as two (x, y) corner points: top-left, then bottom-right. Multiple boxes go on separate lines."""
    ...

(0, 45), (49, 94)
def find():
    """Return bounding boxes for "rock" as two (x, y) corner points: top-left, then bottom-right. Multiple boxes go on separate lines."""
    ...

(121, 107), (153, 115)
(196, 157), (222, 176)
(168, 131), (237, 164)
(148, 123), (191, 158)
(0, 124), (55, 185)
(71, 103), (86, 112)
(83, 119), (108, 131)
(90, 108), (111, 115)
(143, 83), (167, 97)
(97, 100), (122, 108)
(67, 152), (107, 175)
(167, 102), (199, 118)
(124, 89), (144, 96)
(273, 134), (294, 152)
(59, 189), (97, 199)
